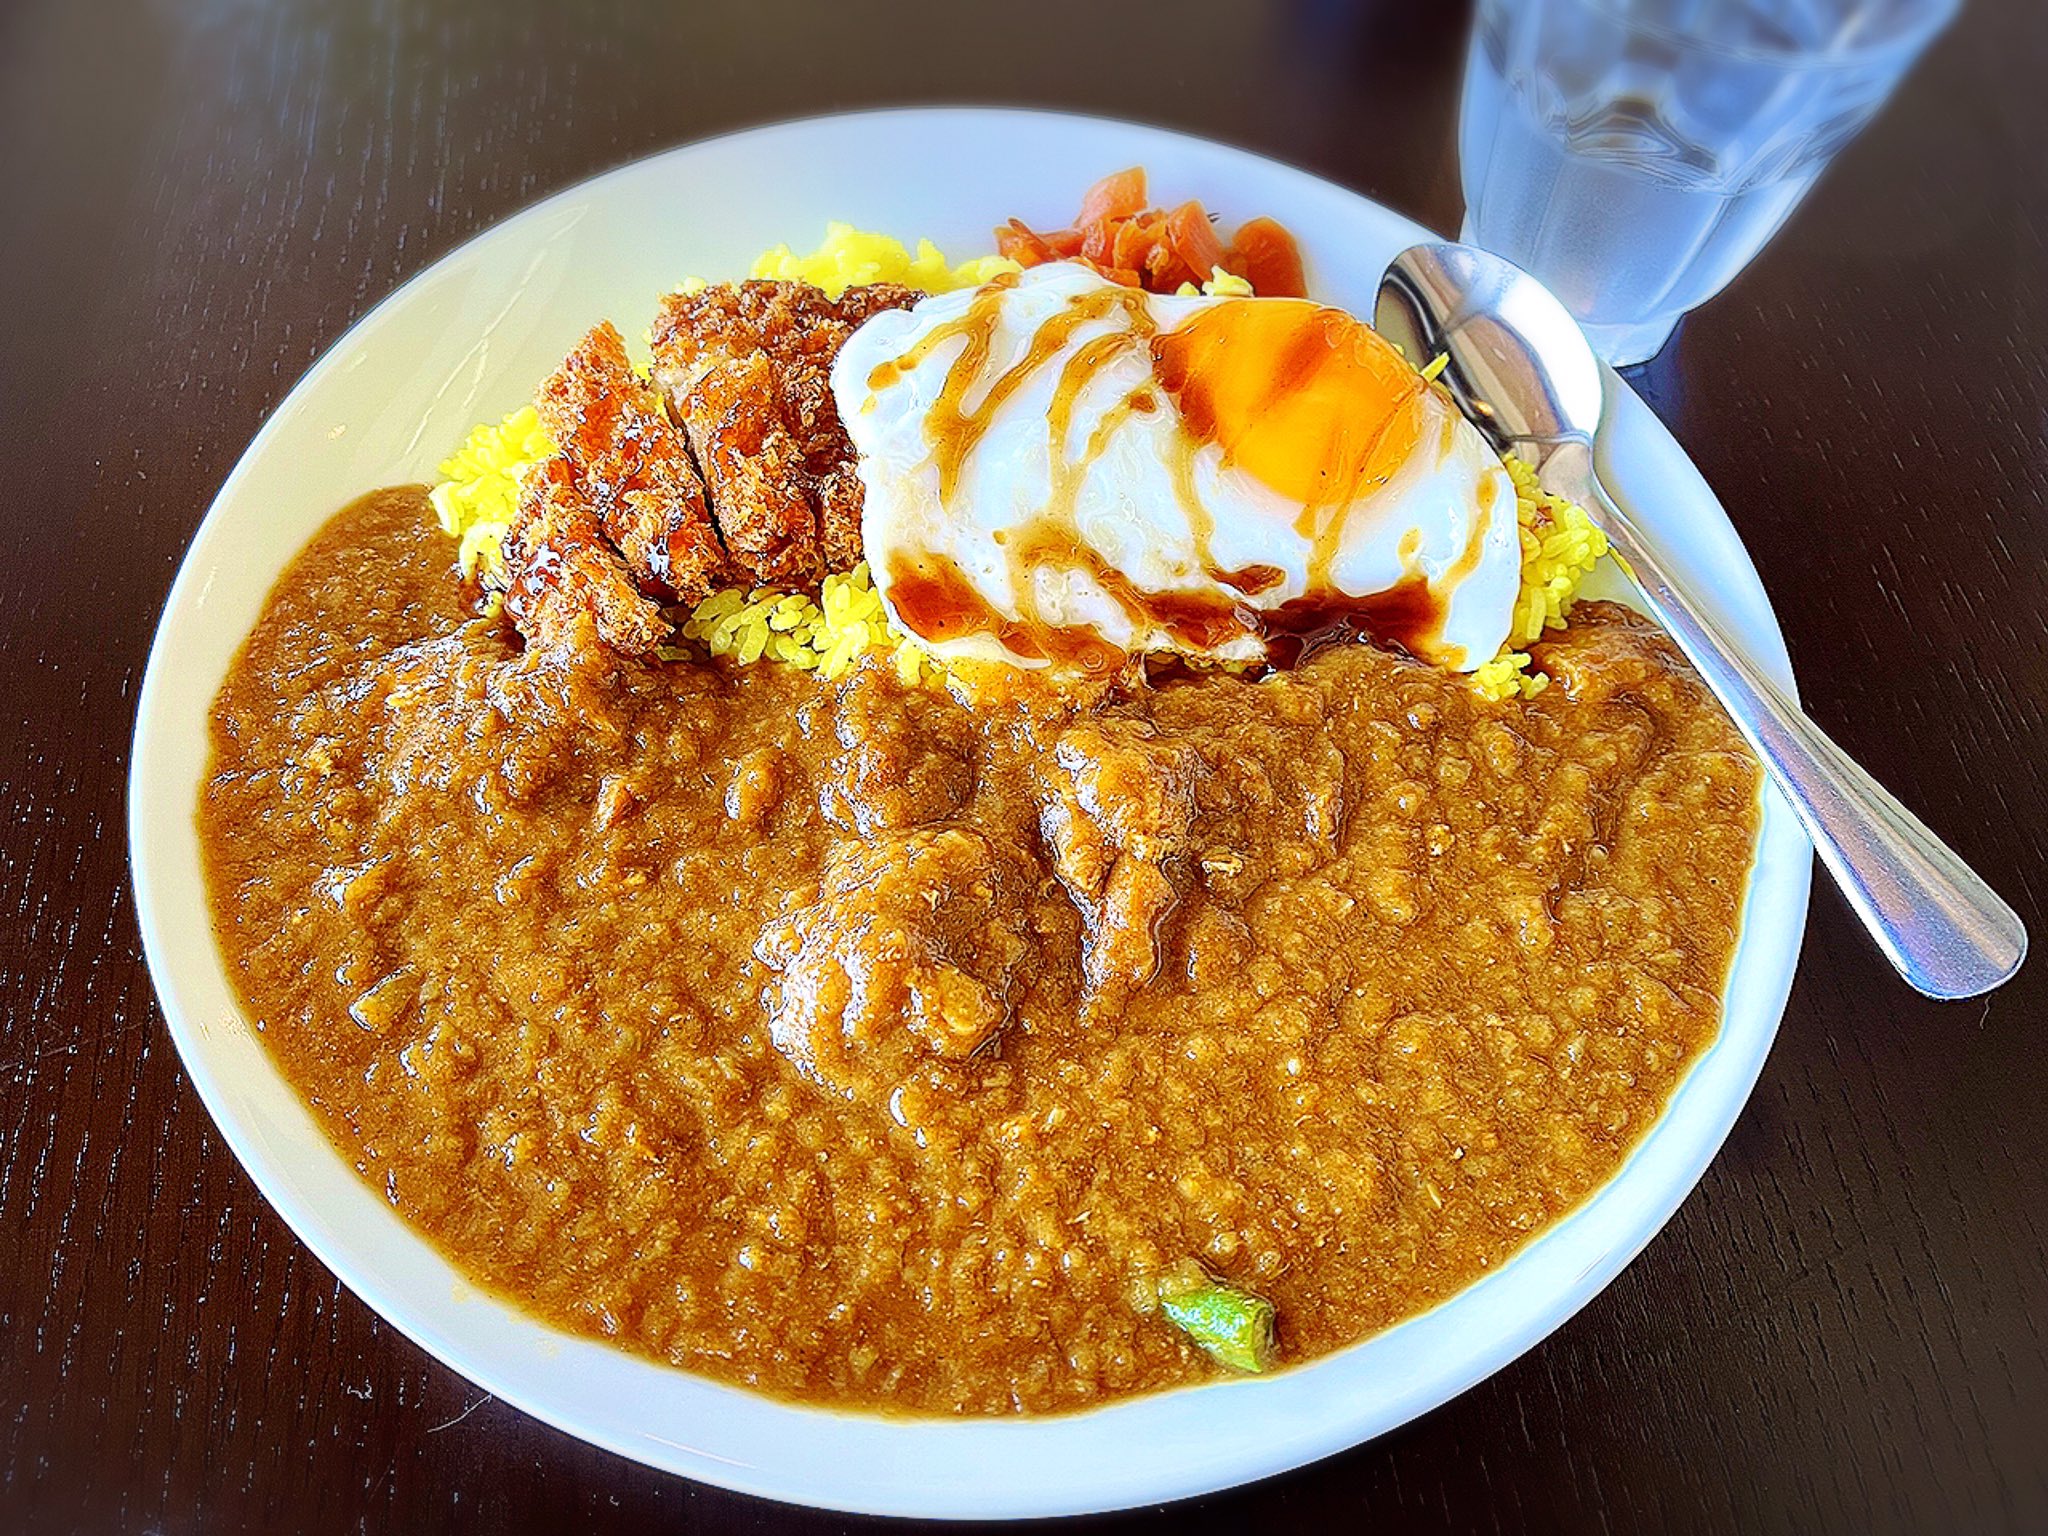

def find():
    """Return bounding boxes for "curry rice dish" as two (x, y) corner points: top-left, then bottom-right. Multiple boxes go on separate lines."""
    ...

(198, 196), (1762, 1416)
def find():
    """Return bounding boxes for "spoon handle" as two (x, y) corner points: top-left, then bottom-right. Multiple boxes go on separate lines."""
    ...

(1539, 443), (2027, 1000)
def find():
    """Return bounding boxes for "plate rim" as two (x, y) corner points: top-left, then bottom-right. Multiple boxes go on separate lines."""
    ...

(127, 104), (1812, 1521)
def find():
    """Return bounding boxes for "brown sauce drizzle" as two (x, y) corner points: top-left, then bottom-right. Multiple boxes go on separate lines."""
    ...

(1256, 574), (1445, 671)
(892, 532), (1442, 677)
(1015, 292), (1180, 653)
(1154, 309), (1324, 463)
(1294, 388), (1430, 597)
(1152, 298), (1441, 630)
(1163, 429), (1219, 583)
(885, 549), (1125, 674)
(1438, 466), (1504, 595)
(933, 289), (1104, 505)
(999, 521), (1255, 656)
(1045, 325), (1151, 511)
(865, 271), (1021, 393)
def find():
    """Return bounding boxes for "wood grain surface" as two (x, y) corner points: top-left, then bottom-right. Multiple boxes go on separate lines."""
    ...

(2, 0), (2043, 1530)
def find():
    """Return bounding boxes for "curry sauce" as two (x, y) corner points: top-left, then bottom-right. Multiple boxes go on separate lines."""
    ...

(199, 487), (1761, 1414)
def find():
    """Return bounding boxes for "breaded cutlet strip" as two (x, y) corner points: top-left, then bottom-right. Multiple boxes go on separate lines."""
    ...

(503, 456), (669, 656)
(673, 351), (820, 587)
(536, 321), (729, 604)
(650, 280), (918, 583)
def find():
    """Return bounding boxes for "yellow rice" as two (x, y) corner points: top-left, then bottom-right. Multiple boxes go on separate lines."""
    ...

(678, 563), (932, 684)
(748, 224), (1019, 298)
(428, 228), (1608, 699)
(1469, 456), (1610, 700)
(427, 404), (551, 583)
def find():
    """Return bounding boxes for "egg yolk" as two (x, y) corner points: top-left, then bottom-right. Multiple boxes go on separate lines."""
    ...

(1151, 299), (1425, 507)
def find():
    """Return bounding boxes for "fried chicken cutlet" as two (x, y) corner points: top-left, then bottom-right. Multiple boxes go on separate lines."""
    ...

(495, 282), (917, 659)
(534, 321), (729, 605)
(650, 280), (917, 584)
(502, 456), (669, 656)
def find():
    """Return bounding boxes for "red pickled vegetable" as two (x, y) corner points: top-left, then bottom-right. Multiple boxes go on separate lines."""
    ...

(993, 169), (1308, 297)
(994, 219), (1065, 265)
(1223, 217), (1307, 298)
(1163, 201), (1228, 287)
(1076, 166), (1149, 228)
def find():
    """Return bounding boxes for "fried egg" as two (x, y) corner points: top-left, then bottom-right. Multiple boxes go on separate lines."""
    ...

(831, 262), (1519, 673)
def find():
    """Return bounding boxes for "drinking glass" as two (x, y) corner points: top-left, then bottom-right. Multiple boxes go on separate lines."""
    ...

(1459, 0), (1960, 365)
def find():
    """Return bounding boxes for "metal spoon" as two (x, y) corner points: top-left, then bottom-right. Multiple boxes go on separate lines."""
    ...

(1376, 242), (2026, 1000)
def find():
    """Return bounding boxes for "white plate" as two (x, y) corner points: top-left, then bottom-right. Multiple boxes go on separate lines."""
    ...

(128, 108), (1812, 1521)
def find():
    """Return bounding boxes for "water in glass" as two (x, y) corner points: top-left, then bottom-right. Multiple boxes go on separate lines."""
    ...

(1460, 0), (1958, 365)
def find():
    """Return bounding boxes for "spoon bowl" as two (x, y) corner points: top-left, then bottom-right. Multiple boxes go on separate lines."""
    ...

(1375, 242), (1603, 454)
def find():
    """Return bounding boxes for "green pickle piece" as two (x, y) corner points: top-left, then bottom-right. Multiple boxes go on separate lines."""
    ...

(1159, 1276), (1278, 1374)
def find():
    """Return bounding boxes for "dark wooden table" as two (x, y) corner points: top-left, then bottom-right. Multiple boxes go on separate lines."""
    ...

(5, 0), (2044, 1530)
